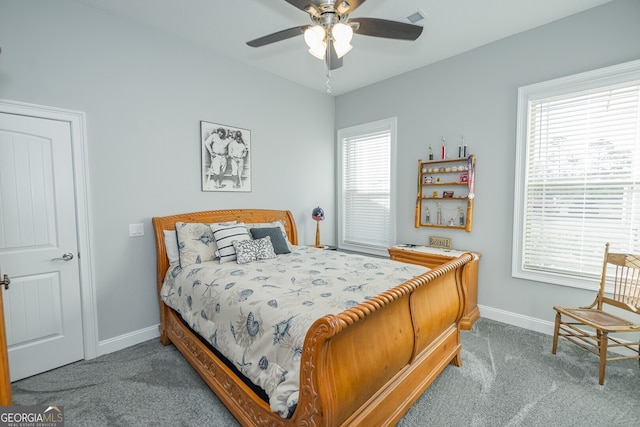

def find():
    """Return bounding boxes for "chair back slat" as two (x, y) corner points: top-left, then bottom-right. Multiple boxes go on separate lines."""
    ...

(602, 249), (640, 312)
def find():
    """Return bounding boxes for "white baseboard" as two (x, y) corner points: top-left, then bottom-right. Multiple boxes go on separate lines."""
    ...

(97, 324), (160, 357)
(477, 304), (555, 335)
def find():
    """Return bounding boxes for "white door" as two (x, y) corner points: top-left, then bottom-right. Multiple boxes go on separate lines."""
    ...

(0, 112), (84, 381)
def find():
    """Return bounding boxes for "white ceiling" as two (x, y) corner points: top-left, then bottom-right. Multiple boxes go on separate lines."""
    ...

(73, 0), (613, 96)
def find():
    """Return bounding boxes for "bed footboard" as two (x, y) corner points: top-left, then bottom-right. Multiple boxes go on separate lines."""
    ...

(293, 253), (471, 426)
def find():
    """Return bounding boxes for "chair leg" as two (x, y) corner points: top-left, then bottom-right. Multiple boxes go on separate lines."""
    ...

(552, 312), (561, 355)
(598, 331), (608, 386)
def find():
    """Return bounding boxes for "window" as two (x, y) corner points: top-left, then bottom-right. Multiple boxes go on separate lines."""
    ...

(513, 60), (640, 290)
(337, 118), (397, 256)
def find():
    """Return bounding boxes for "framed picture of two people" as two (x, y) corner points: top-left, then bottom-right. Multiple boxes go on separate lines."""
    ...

(201, 121), (251, 192)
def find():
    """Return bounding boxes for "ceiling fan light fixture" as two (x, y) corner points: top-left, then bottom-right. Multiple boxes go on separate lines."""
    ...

(333, 40), (352, 58)
(331, 23), (353, 44)
(304, 25), (326, 59)
(247, 1), (424, 72)
(308, 43), (327, 60)
(331, 22), (353, 58)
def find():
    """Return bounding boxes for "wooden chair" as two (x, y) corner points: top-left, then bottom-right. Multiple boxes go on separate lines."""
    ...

(552, 243), (640, 385)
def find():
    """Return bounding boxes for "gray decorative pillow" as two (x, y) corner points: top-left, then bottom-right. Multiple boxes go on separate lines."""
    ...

(211, 223), (251, 263)
(246, 221), (294, 250)
(232, 236), (277, 264)
(250, 227), (291, 254)
(175, 221), (237, 267)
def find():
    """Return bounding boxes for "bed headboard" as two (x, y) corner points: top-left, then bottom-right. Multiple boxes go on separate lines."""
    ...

(152, 209), (298, 295)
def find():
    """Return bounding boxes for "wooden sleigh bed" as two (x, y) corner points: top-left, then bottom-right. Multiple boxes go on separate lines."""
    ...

(153, 209), (473, 426)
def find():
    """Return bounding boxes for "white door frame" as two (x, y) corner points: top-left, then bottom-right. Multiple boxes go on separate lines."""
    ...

(0, 98), (98, 360)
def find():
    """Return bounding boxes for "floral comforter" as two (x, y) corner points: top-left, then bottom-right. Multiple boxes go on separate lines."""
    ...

(160, 246), (428, 417)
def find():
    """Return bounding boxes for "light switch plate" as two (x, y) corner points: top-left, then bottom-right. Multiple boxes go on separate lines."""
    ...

(129, 223), (144, 237)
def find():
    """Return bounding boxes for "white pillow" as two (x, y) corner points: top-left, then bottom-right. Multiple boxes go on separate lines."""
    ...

(246, 221), (294, 249)
(163, 230), (180, 264)
(211, 223), (251, 263)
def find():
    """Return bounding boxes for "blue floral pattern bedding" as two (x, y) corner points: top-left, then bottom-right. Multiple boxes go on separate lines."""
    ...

(160, 246), (428, 417)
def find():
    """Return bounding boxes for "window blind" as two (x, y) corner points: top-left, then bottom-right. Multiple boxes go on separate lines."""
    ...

(338, 118), (395, 255)
(520, 78), (640, 282)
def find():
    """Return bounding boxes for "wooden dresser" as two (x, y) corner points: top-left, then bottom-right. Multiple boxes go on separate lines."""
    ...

(388, 245), (480, 330)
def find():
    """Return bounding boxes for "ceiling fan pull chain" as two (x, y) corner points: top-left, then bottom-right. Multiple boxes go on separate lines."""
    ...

(326, 72), (332, 93)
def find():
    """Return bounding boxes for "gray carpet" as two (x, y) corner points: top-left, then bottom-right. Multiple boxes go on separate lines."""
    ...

(11, 318), (639, 426)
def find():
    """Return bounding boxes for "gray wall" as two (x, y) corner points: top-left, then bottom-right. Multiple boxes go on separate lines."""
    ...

(1, 0), (638, 352)
(335, 0), (640, 327)
(0, 0), (335, 344)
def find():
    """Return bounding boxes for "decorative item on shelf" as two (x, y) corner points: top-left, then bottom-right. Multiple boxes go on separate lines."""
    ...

(443, 191), (454, 198)
(460, 173), (469, 184)
(425, 206), (430, 224)
(468, 155), (475, 199)
(458, 135), (468, 158)
(458, 206), (465, 226)
(423, 176), (433, 184)
(312, 206), (325, 248)
(428, 235), (452, 250)
(432, 190), (439, 197)
(441, 137), (446, 159)
(448, 218), (455, 226)
(428, 145), (434, 161)
(436, 202), (442, 225)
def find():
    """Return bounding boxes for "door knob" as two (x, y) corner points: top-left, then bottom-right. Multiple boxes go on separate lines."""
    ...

(0, 274), (9, 290)
(51, 253), (74, 262)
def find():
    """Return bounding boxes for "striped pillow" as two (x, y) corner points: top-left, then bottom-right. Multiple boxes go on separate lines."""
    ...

(175, 220), (237, 267)
(211, 223), (251, 263)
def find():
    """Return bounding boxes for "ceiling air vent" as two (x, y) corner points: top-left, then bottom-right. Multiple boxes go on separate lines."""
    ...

(406, 10), (426, 24)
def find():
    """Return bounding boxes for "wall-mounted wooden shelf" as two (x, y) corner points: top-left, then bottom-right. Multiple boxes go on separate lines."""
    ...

(414, 155), (475, 232)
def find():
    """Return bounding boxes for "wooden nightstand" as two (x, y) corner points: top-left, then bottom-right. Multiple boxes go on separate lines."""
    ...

(388, 245), (480, 330)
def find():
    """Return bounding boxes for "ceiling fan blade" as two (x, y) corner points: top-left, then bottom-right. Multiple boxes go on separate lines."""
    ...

(247, 25), (309, 47)
(327, 42), (343, 70)
(351, 17), (423, 40)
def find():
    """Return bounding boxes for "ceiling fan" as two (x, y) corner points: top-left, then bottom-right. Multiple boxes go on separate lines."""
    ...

(246, 0), (424, 71)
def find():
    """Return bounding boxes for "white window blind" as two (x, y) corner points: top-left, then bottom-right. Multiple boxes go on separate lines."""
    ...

(513, 60), (640, 289)
(338, 118), (396, 256)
